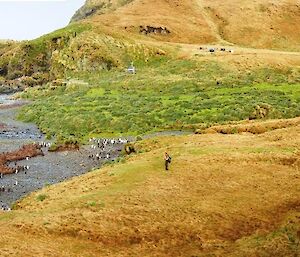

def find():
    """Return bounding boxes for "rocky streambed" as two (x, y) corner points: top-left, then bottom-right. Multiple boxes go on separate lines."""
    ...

(0, 95), (126, 209)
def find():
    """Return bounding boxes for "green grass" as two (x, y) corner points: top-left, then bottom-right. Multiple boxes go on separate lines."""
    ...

(0, 21), (161, 84)
(36, 194), (47, 202)
(17, 58), (300, 142)
(0, 23), (91, 82)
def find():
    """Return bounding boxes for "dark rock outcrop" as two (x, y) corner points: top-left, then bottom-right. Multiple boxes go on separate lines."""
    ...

(71, 5), (101, 22)
(139, 26), (171, 35)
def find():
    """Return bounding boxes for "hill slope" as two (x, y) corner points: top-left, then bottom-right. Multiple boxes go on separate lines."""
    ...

(0, 120), (299, 256)
(0, 23), (166, 92)
(70, 0), (134, 22)
(77, 0), (300, 50)
(0, 0), (299, 92)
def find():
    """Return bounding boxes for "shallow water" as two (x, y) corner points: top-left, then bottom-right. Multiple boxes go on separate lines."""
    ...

(0, 94), (17, 106)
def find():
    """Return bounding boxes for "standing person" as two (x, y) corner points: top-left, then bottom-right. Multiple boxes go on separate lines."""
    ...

(164, 152), (171, 171)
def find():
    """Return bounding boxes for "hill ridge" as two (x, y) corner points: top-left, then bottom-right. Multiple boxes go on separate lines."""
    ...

(73, 0), (300, 50)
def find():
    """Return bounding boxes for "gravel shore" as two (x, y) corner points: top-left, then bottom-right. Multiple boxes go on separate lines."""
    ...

(0, 95), (124, 209)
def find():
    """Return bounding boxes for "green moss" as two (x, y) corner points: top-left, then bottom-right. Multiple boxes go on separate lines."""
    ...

(36, 194), (47, 202)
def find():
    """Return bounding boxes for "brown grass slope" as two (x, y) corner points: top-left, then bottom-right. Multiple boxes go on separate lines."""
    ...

(198, 117), (300, 135)
(79, 0), (300, 51)
(0, 120), (299, 256)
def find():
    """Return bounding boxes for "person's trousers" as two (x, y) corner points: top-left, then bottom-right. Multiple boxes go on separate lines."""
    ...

(165, 160), (169, 170)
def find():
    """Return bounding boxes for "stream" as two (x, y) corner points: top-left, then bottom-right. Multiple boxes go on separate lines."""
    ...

(0, 95), (125, 209)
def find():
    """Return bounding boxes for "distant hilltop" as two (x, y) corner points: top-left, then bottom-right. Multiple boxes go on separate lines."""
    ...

(70, 0), (132, 22)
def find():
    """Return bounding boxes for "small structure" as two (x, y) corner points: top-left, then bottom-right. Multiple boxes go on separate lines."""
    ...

(127, 62), (136, 74)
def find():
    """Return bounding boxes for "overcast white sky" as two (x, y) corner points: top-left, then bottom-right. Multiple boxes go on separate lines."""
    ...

(0, 0), (86, 40)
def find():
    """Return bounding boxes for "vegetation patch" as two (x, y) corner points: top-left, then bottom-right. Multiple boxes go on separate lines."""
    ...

(17, 58), (300, 142)
(0, 22), (163, 93)
(36, 194), (47, 202)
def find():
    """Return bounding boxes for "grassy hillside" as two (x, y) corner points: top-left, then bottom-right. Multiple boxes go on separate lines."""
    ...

(0, 22), (165, 92)
(81, 0), (300, 51)
(1, 121), (299, 256)
(0, 0), (299, 92)
(0, 41), (17, 82)
(201, 0), (300, 51)
(17, 56), (300, 142)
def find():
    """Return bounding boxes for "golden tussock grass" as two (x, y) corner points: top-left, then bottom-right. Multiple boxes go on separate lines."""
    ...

(84, 0), (300, 51)
(0, 120), (299, 256)
(199, 116), (300, 135)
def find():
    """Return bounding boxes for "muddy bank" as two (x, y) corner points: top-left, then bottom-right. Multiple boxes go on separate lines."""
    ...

(0, 144), (44, 174)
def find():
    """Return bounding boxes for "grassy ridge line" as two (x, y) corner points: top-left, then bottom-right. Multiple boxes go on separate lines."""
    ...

(17, 58), (300, 142)
(1, 125), (299, 256)
(0, 23), (89, 82)
(0, 22), (165, 91)
(77, 0), (300, 51)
